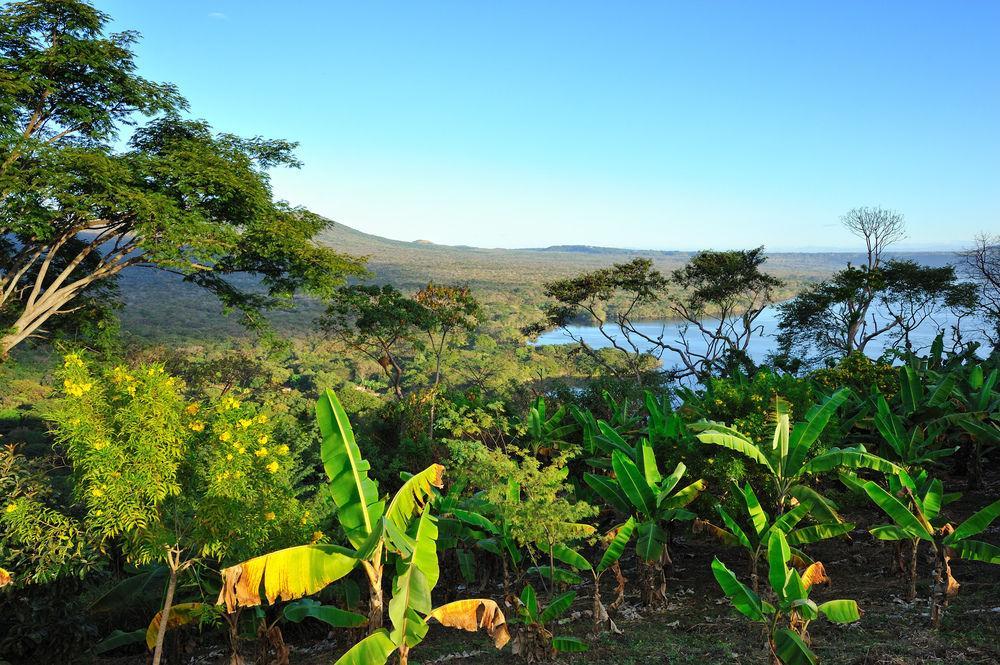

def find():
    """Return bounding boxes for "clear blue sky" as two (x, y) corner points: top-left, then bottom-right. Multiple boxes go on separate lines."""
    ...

(99, 1), (999, 251)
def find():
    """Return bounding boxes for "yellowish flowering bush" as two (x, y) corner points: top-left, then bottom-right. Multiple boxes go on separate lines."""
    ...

(5, 354), (319, 580)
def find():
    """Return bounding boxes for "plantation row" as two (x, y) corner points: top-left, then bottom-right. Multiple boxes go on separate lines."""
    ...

(2, 341), (996, 664)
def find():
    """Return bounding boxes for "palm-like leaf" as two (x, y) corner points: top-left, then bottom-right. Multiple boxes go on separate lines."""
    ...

(317, 389), (384, 548)
(217, 544), (358, 612)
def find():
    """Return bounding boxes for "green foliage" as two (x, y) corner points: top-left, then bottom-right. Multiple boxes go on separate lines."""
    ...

(694, 388), (899, 520)
(712, 531), (860, 665)
(0, 0), (366, 355)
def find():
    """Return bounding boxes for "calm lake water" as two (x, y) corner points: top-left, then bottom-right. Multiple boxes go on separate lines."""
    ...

(535, 305), (985, 368)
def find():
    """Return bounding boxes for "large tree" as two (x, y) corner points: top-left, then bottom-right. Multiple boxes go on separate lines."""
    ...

(667, 246), (782, 377)
(0, 0), (365, 356)
(960, 233), (1000, 346)
(776, 208), (975, 363)
(543, 251), (781, 383)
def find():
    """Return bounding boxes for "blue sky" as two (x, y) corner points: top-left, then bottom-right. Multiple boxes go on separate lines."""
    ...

(99, 1), (999, 250)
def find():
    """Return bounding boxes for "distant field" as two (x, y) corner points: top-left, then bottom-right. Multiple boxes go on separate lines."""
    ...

(114, 220), (962, 343)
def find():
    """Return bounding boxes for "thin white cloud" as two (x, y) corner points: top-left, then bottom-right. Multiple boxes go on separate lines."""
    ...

(208, 11), (228, 20)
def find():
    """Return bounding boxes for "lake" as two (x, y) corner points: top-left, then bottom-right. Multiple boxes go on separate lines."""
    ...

(535, 304), (985, 369)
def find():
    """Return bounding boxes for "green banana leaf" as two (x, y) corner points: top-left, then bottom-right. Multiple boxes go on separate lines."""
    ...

(317, 388), (384, 549)
(332, 630), (395, 665)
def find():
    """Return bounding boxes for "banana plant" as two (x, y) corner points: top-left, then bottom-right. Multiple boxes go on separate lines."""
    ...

(438, 479), (525, 595)
(217, 389), (447, 633)
(862, 473), (1000, 627)
(841, 468), (959, 600)
(334, 507), (511, 665)
(509, 583), (587, 662)
(694, 482), (854, 593)
(525, 397), (576, 457)
(584, 439), (705, 606)
(536, 518), (636, 634)
(870, 390), (957, 469)
(694, 389), (899, 520)
(712, 530), (861, 665)
(951, 364), (1000, 489)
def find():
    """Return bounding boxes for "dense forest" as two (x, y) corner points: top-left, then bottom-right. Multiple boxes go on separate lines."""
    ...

(1, 2), (999, 665)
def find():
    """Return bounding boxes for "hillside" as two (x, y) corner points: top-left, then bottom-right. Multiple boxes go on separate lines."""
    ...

(113, 220), (962, 343)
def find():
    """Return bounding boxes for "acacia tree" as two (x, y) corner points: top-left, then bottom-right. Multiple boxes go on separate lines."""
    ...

(320, 284), (431, 398)
(0, 0), (365, 356)
(544, 252), (781, 383)
(543, 258), (668, 386)
(960, 233), (1000, 346)
(667, 247), (782, 378)
(414, 283), (480, 436)
(776, 208), (974, 364)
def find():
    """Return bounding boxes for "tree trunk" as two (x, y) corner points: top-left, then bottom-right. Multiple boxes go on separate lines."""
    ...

(907, 539), (919, 602)
(365, 560), (384, 633)
(930, 543), (947, 629)
(640, 547), (670, 607)
(152, 557), (179, 665)
(224, 612), (246, 665)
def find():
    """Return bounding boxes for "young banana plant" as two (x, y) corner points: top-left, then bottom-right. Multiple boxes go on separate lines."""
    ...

(842, 468), (959, 600)
(216, 389), (447, 633)
(694, 482), (854, 593)
(694, 389), (899, 520)
(584, 438), (705, 606)
(712, 530), (861, 665)
(862, 472), (1000, 627)
(440, 479), (525, 595)
(526, 397), (576, 457)
(510, 583), (587, 662)
(951, 364), (1000, 489)
(334, 507), (511, 665)
(538, 518), (636, 634)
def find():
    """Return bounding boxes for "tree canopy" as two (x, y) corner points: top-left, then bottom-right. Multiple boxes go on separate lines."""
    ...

(0, 0), (365, 356)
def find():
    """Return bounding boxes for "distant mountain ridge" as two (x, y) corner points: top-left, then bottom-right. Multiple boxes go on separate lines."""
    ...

(113, 220), (962, 343)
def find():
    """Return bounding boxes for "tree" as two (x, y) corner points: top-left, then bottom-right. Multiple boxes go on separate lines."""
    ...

(0, 0), (365, 356)
(667, 247), (783, 379)
(776, 260), (973, 364)
(1, 354), (317, 665)
(320, 285), (430, 398)
(960, 233), (1000, 345)
(543, 258), (668, 386)
(414, 283), (481, 436)
(841, 206), (907, 271)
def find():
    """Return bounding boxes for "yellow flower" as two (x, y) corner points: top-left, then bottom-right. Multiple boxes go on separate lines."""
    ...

(222, 397), (241, 411)
(255, 447), (269, 458)
(190, 421), (205, 432)
(226, 453), (234, 461)
(266, 461), (279, 473)
(257, 414), (269, 424)
(219, 431), (232, 442)
(185, 403), (200, 415)
(276, 444), (289, 456)
(238, 419), (253, 429)
(63, 353), (84, 368)
(233, 470), (243, 478)
(91, 488), (104, 498)
(258, 435), (269, 446)
(237, 446), (246, 454)
(310, 531), (324, 543)
(93, 440), (107, 451)
(4, 503), (16, 513)
(264, 511), (276, 521)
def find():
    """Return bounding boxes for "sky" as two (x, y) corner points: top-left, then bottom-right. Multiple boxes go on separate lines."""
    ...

(97, 1), (1000, 251)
